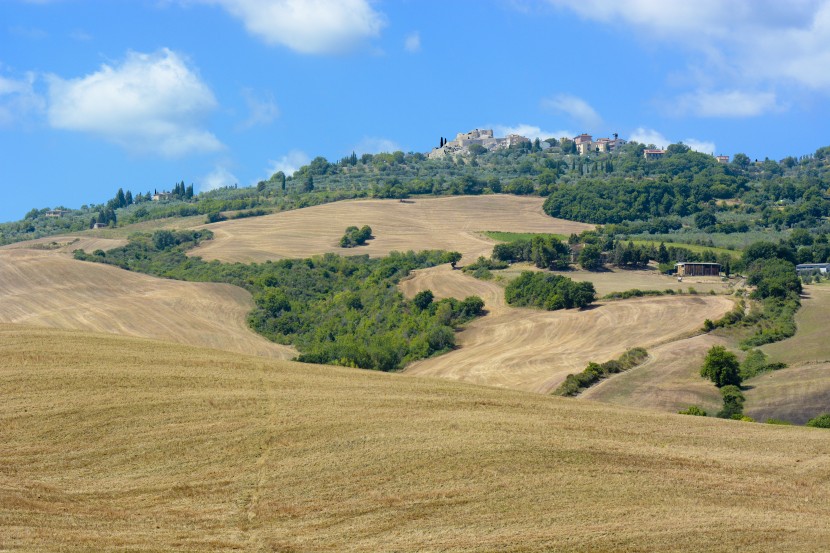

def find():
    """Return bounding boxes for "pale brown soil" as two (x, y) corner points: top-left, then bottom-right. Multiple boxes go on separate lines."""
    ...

(401, 265), (734, 393)
(0, 249), (294, 359)
(2, 325), (828, 553)
(190, 195), (593, 263)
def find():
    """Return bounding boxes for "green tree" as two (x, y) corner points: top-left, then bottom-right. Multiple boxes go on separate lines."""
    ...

(413, 290), (434, 310)
(578, 244), (603, 271)
(700, 346), (741, 387)
(445, 251), (462, 269)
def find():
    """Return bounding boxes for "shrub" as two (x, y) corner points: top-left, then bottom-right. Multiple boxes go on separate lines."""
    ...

(717, 385), (745, 419)
(505, 271), (595, 311)
(806, 414), (830, 428)
(766, 418), (793, 425)
(553, 348), (648, 396)
(340, 225), (373, 247)
(679, 406), (707, 416)
(701, 346), (742, 387)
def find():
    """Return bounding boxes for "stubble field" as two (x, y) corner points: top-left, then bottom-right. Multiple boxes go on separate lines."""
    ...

(2, 325), (828, 553)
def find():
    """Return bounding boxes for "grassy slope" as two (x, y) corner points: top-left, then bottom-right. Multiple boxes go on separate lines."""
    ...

(2, 325), (829, 552)
(745, 283), (830, 423)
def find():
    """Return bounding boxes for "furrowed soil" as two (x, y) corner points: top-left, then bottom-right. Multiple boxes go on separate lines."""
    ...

(0, 248), (294, 359)
(2, 325), (828, 553)
(190, 195), (593, 263)
(401, 265), (734, 393)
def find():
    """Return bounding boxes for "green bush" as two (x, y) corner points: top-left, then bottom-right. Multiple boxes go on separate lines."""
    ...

(340, 225), (373, 247)
(717, 385), (745, 419)
(679, 406), (707, 416)
(806, 414), (830, 428)
(554, 348), (648, 396)
(701, 346), (742, 387)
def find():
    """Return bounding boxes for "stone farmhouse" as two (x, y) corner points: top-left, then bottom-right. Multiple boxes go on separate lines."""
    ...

(571, 133), (628, 155)
(428, 129), (531, 159)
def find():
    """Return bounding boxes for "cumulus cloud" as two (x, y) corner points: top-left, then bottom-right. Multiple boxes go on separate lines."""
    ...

(404, 31), (421, 53)
(493, 124), (573, 141)
(629, 127), (714, 153)
(199, 166), (239, 192)
(266, 150), (310, 178)
(541, 94), (602, 129)
(46, 48), (222, 157)
(352, 136), (402, 154)
(198, 0), (385, 54)
(0, 71), (44, 127)
(673, 90), (782, 118)
(544, 0), (830, 113)
(238, 88), (279, 129)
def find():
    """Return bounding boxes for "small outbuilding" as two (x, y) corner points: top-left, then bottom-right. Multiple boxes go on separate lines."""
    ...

(675, 262), (721, 277)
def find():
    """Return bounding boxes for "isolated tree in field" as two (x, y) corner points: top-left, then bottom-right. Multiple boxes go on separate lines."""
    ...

(445, 251), (462, 269)
(700, 346), (741, 387)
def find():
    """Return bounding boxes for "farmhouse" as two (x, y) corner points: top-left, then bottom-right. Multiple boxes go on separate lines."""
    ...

(643, 149), (667, 161)
(45, 209), (70, 218)
(573, 133), (627, 155)
(152, 192), (174, 201)
(796, 263), (830, 274)
(716, 155), (730, 164)
(675, 262), (721, 277)
(92, 222), (107, 229)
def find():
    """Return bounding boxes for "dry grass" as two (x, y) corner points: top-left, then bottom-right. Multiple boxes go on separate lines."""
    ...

(2, 324), (829, 553)
(189, 195), (593, 263)
(0, 249), (294, 360)
(401, 265), (734, 393)
(0, 235), (127, 253)
(744, 284), (830, 423)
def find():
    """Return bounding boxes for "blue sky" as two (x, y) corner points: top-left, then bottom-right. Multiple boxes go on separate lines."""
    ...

(1, 0), (829, 222)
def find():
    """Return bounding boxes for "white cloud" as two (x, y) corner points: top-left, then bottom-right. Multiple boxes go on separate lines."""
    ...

(266, 150), (309, 178)
(543, 0), (830, 111)
(629, 127), (715, 153)
(404, 31), (421, 53)
(198, 0), (385, 54)
(675, 90), (781, 118)
(238, 88), (279, 129)
(493, 124), (573, 141)
(541, 94), (602, 129)
(199, 166), (239, 192)
(46, 49), (222, 157)
(0, 71), (44, 127)
(683, 138), (716, 155)
(629, 127), (670, 149)
(352, 136), (402, 155)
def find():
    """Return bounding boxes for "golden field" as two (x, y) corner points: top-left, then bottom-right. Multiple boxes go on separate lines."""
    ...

(2, 324), (829, 552)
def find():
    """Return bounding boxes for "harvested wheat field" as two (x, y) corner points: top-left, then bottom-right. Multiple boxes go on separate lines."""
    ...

(402, 265), (734, 393)
(0, 234), (127, 254)
(191, 195), (592, 263)
(0, 249), (293, 359)
(745, 284), (830, 423)
(496, 265), (733, 296)
(2, 325), (829, 553)
(580, 333), (729, 414)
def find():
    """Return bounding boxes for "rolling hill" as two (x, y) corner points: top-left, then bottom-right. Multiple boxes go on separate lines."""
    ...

(2, 324), (828, 552)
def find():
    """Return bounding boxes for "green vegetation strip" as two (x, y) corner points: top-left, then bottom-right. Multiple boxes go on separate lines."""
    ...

(554, 348), (649, 396)
(483, 231), (566, 243)
(74, 230), (482, 372)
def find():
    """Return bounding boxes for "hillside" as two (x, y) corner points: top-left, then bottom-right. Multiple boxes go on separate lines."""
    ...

(0, 248), (294, 359)
(2, 324), (829, 552)
(401, 265), (733, 393)
(191, 195), (592, 263)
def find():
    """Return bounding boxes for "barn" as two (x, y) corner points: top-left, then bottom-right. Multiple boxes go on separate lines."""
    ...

(675, 262), (721, 277)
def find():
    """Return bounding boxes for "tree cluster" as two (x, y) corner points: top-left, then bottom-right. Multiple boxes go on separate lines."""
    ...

(504, 271), (595, 310)
(340, 225), (373, 248)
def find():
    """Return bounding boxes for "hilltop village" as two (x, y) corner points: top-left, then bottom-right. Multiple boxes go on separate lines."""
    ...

(429, 128), (729, 163)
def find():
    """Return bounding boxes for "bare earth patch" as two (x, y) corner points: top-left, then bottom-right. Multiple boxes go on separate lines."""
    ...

(1, 325), (828, 553)
(190, 195), (593, 263)
(401, 265), (734, 393)
(0, 249), (294, 359)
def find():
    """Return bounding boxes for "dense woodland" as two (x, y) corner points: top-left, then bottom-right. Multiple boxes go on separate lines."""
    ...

(74, 231), (482, 371)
